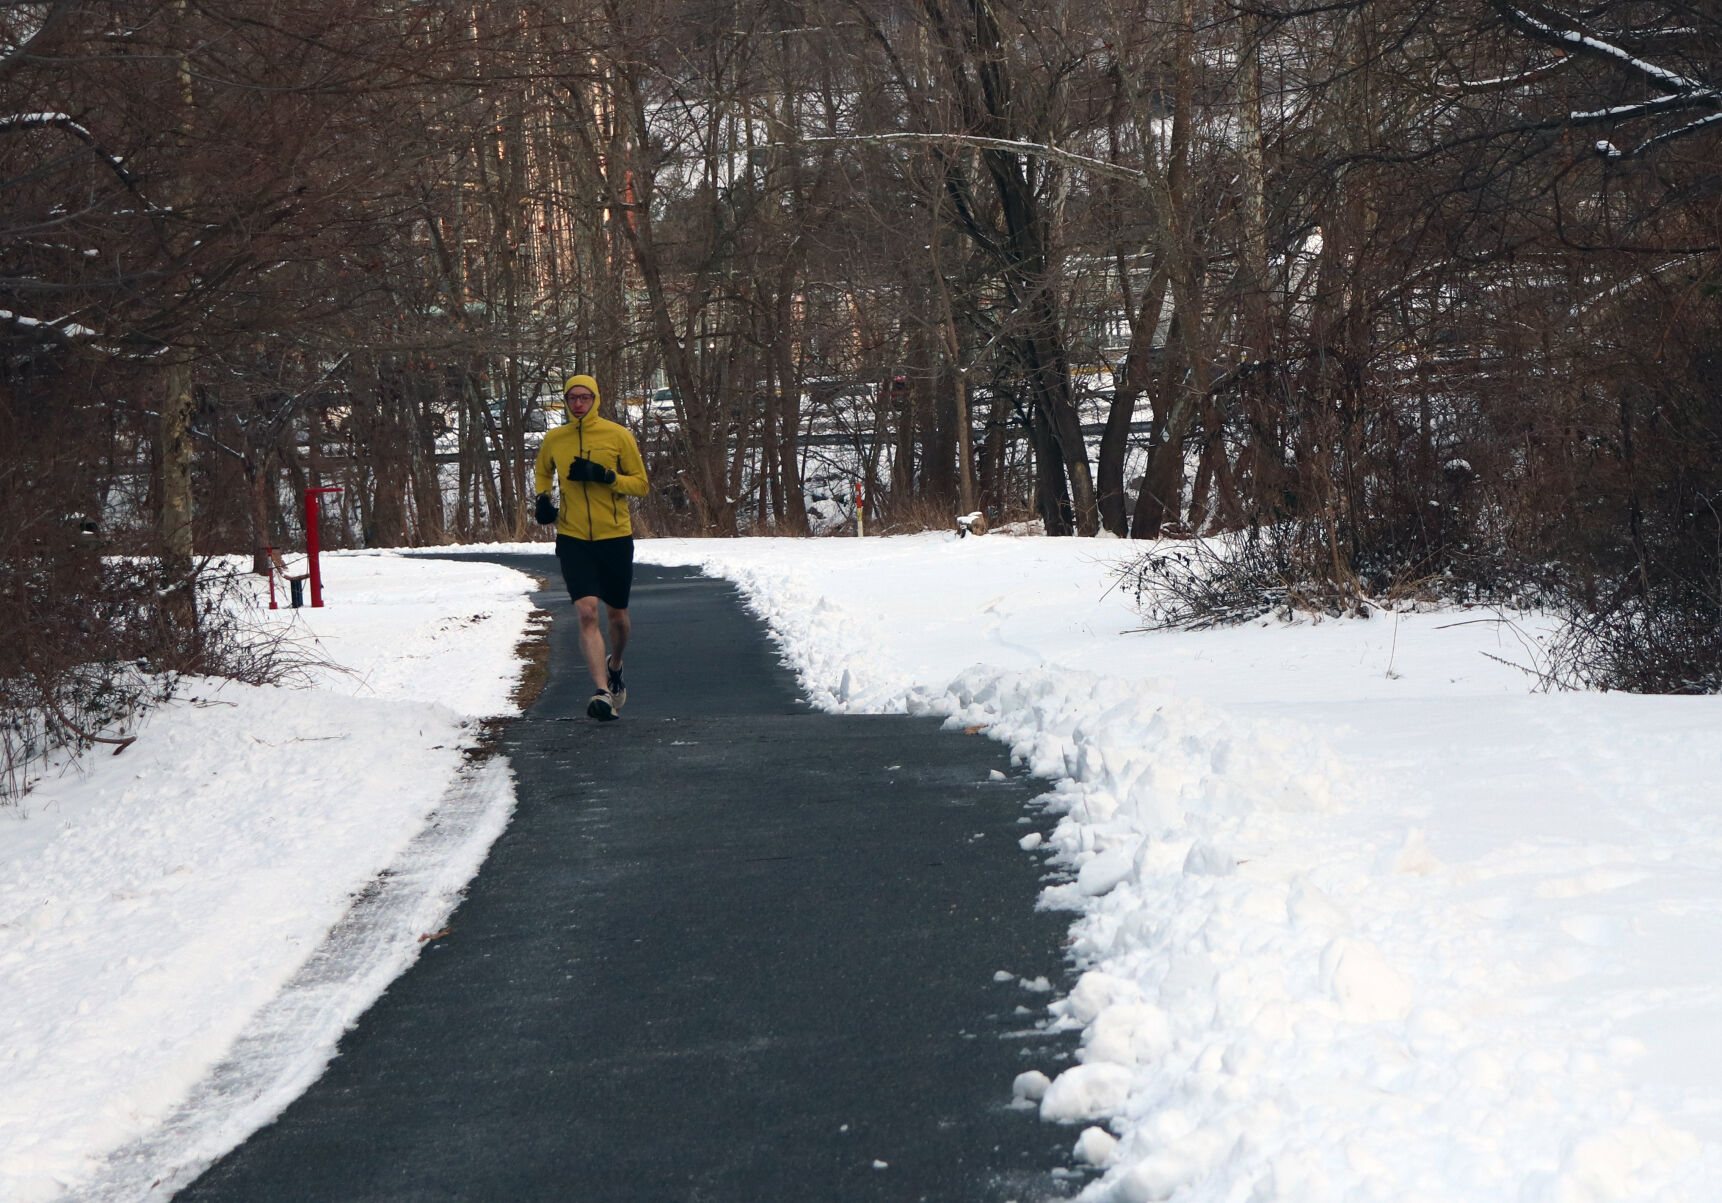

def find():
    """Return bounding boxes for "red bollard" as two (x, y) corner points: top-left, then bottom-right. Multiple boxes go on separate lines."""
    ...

(303, 487), (343, 607)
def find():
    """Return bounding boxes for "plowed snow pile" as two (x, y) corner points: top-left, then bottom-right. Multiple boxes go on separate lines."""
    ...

(637, 532), (1722, 1203)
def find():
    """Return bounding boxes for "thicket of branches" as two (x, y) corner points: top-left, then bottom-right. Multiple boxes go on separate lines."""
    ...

(2, 0), (1719, 791)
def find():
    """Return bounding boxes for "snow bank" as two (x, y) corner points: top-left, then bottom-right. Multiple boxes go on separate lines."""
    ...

(926, 669), (1716, 1201)
(0, 554), (535, 1202)
(634, 532), (1722, 1202)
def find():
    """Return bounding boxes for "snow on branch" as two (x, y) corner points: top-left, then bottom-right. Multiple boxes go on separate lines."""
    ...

(1569, 92), (1711, 123)
(1617, 108), (1722, 157)
(789, 132), (1149, 186)
(0, 111), (141, 186)
(0, 307), (97, 342)
(1448, 56), (1573, 93)
(5, 111), (102, 145)
(1569, 254), (1704, 317)
(1489, 1), (1719, 102)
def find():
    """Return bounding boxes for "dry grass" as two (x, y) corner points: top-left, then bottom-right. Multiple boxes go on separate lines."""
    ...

(510, 609), (554, 711)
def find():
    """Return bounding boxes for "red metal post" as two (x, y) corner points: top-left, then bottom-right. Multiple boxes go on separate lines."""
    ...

(266, 546), (278, 609)
(302, 487), (342, 607)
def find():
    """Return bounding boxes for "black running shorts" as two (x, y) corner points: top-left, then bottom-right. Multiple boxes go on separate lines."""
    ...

(555, 534), (634, 609)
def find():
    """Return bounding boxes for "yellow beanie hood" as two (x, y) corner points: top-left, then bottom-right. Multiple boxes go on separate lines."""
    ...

(562, 374), (602, 412)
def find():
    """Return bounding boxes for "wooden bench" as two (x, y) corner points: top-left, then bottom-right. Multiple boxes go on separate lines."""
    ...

(267, 547), (311, 609)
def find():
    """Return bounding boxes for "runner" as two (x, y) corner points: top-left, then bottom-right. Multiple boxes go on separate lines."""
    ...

(533, 374), (650, 721)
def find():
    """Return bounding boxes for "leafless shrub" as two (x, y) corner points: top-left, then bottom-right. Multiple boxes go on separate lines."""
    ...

(0, 553), (327, 803)
(1544, 590), (1722, 694)
(1115, 514), (1555, 632)
(874, 495), (980, 536)
(1114, 526), (1332, 630)
(1541, 489), (1722, 694)
(189, 564), (333, 689)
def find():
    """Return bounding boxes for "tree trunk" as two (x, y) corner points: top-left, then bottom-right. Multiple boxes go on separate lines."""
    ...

(1131, 0), (1200, 539)
(1234, 10), (1280, 514)
(159, 360), (195, 573)
(773, 285), (810, 534)
(248, 450), (271, 575)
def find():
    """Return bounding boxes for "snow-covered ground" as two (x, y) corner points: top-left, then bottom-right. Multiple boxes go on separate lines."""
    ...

(8, 533), (1722, 1202)
(625, 533), (1722, 1203)
(0, 554), (536, 1202)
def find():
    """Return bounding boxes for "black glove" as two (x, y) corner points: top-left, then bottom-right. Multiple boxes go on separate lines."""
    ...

(534, 493), (558, 525)
(568, 457), (617, 485)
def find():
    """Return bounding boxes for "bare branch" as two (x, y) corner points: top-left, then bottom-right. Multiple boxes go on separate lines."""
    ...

(1614, 108), (1722, 157)
(789, 132), (1150, 186)
(0, 111), (150, 199)
(1488, 0), (1720, 102)
(0, 0), (79, 82)
(1445, 55), (1573, 93)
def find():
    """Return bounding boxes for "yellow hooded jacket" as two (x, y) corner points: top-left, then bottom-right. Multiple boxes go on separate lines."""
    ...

(533, 375), (649, 540)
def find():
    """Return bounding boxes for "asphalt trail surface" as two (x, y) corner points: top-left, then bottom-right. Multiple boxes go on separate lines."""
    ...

(179, 558), (1080, 1202)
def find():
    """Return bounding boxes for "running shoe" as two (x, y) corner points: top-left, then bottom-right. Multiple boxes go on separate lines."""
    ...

(587, 689), (617, 722)
(607, 662), (627, 710)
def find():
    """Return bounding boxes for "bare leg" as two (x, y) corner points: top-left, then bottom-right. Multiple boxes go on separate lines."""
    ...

(605, 605), (630, 670)
(575, 596), (607, 692)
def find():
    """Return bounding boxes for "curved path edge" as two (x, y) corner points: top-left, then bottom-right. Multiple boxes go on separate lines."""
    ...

(78, 755), (516, 1202)
(171, 559), (1082, 1202)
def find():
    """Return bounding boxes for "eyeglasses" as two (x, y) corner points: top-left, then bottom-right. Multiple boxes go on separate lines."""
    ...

(566, 390), (594, 400)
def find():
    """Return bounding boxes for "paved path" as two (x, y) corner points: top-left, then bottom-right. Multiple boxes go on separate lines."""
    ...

(179, 559), (1078, 1202)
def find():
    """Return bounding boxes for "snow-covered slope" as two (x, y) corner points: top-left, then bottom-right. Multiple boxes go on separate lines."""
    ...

(0, 554), (534, 1202)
